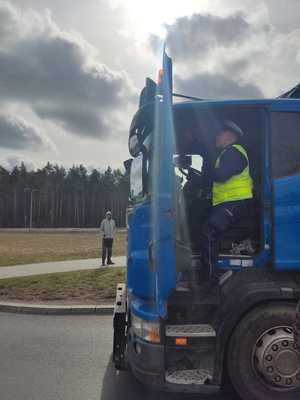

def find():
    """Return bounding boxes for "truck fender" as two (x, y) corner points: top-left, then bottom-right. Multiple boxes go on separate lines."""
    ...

(213, 273), (300, 383)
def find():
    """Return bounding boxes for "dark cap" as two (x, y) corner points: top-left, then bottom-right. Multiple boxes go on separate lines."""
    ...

(221, 120), (244, 137)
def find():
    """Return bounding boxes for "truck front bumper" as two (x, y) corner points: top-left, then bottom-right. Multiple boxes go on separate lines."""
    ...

(127, 333), (220, 394)
(128, 333), (165, 387)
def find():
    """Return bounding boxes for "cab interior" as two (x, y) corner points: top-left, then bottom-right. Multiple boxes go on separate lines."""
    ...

(173, 104), (266, 259)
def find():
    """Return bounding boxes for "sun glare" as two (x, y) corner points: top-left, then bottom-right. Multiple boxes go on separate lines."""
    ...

(111, 0), (212, 40)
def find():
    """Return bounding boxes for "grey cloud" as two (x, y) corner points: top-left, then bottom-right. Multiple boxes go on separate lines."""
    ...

(217, 0), (300, 35)
(0, 1), (136, 139)
(225, 58), (250, 75)
(264, 0), (300, 33)
(0, 114), (52, 150)
(35, 104), (107, 138)
(149, 9), (279, 98)
(0, 1), (18, 44)
(0, 37), (129, 107)
(1, 155), (36, 171)
(151, 12), (251, 60)
(176, 73), (263, 99)
(223, 54), (264, 78)
(148, 34), (163, 55)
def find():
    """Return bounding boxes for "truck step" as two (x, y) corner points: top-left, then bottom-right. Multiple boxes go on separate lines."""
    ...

(166, 369), (212, 385)
(165, 324), (216, 338)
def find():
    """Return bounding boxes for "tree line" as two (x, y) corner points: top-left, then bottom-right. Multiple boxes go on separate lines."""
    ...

(0, 162), (129, 228)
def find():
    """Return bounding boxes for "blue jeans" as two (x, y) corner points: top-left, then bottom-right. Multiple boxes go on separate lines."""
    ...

(102, 238), (113, 264)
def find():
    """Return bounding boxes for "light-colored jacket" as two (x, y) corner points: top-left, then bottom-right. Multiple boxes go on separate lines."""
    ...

(100, 218), (116, 239)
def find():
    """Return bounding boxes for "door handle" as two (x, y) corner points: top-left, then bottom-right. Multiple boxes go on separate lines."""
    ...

(148, 240), (155, 271)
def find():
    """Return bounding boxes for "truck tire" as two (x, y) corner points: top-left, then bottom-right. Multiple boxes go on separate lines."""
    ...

(227, 302), (300, 400)
(295, 301), (300, 351)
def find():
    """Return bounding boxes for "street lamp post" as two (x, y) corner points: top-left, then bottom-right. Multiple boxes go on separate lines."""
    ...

(24, 188), (39, 230)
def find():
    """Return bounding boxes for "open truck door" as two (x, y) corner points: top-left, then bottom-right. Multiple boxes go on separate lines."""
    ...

(113, 51), (178, 369)
(151, 50), (177, 316)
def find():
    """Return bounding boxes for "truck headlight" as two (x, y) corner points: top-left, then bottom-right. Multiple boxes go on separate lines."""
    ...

(131, 314), (160, 343)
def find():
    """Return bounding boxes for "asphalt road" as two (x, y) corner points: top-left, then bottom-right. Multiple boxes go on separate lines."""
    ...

(0, 313), (238, 400)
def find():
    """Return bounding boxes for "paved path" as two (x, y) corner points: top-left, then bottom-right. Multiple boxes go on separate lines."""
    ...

(0, 227), (127, 233)
(0, 312), (235, 400)
(0, 256), (126, 279)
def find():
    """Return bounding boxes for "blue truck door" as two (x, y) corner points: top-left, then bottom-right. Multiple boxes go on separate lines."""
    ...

(151, 50), (177, 315)
(270, 101), (300, 270)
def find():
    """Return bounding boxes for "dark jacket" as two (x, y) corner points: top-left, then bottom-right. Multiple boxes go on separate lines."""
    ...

(213, 144), (247, 183)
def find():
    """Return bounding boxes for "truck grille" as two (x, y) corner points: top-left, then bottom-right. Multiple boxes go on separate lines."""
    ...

(165, 324), (216, 337)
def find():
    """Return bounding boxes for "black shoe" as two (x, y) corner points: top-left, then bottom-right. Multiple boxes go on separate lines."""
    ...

(107, 260), (115, 265)
(101, 262), (106, 267)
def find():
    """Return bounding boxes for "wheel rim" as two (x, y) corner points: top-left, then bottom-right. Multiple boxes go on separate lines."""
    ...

(253, 326), (300, 390)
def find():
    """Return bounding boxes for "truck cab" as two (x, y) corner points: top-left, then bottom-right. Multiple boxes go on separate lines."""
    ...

(113, 52), (300, 400)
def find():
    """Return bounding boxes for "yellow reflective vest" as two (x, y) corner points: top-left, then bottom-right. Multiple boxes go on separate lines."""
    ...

(212, 144), (253, 206)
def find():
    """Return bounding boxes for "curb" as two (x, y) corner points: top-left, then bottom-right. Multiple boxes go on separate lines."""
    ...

(0, 302), (114, 315)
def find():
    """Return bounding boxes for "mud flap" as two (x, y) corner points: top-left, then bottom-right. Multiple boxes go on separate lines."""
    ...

(113, 283), (128, 370)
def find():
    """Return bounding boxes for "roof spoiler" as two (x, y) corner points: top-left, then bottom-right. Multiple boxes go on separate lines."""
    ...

(278, 83), (300, 99)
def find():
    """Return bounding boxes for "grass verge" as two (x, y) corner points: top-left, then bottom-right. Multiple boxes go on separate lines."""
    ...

(0, 267), (126, 304)
(0, 230), (126, 267)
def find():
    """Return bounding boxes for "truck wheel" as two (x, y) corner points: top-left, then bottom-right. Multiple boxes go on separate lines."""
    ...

(227, 303), (300, 400)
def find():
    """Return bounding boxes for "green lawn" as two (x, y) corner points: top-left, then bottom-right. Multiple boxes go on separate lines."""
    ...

(0, 230), (126, 266)
(0, 267), (126, 304)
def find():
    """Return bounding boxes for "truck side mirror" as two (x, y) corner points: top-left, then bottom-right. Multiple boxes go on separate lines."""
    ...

(173, 154), (192, 169)
(139, 78), (157, 108)
(124, 159), (133, 175)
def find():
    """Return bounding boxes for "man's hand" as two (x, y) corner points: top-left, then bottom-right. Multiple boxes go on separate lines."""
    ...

(188, 168), (203, 185)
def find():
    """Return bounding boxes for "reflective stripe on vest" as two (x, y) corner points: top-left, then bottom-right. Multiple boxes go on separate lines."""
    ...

(212, 144), (253, 206)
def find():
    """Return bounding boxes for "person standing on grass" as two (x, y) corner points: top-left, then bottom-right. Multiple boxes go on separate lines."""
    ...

(100, 210), (116, 266)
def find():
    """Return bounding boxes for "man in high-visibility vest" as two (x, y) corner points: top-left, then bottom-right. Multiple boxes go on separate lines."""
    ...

(199, 120), (253, 284)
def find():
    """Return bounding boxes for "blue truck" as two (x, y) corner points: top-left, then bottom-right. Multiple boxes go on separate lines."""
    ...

(113, 51), (300, 400)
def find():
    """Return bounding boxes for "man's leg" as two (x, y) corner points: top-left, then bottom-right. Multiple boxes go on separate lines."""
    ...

(107, 239), (114, 264)
(102, 238), (107, 266)
(199, 221), (221, 282)
(199, 202), (241, 282)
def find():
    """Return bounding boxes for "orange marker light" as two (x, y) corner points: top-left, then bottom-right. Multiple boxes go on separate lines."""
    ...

(149, 329), (160, 343)
(158, 69), (163, 85)
(175, 337), (187, 346)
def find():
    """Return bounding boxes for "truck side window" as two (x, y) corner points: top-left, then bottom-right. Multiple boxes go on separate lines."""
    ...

(130, 154), (144, 201)
(271, 112), (300, 178)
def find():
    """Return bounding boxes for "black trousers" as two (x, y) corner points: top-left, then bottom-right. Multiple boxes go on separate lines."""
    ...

(199, 200), (250, 281)
(102, 238), (113, 264)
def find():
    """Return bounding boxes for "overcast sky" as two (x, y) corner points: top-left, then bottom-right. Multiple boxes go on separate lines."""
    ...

(0, 0), (300, 170)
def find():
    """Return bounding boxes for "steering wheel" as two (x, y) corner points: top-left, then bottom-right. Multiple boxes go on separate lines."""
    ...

(188, 167), (203, 181)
